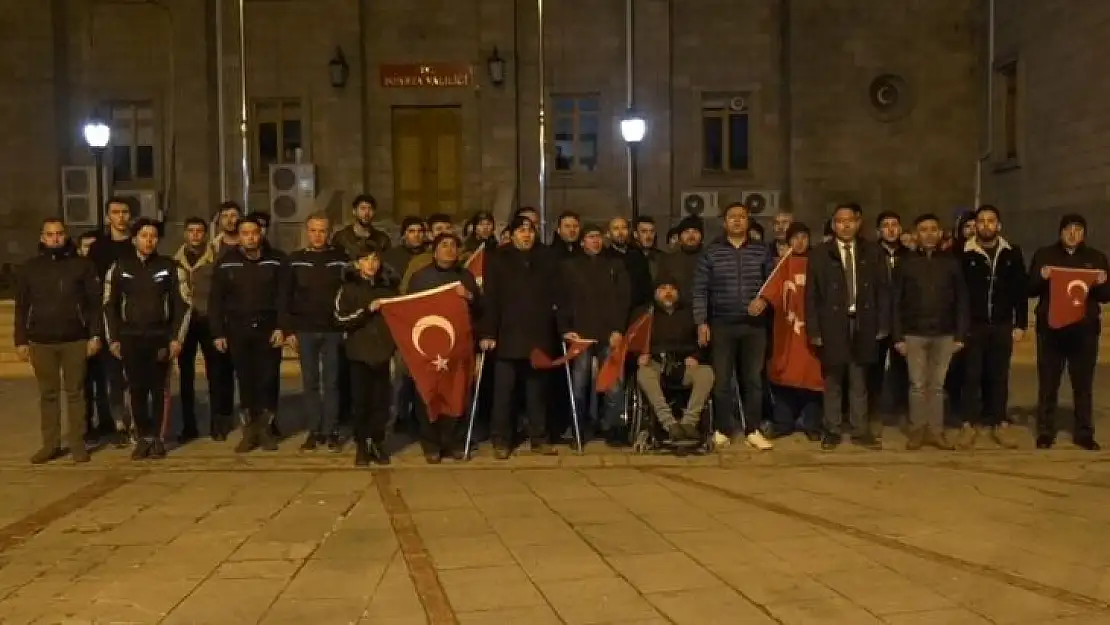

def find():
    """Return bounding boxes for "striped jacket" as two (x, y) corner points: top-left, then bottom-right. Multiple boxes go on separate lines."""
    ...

(691, 236), (773, 325)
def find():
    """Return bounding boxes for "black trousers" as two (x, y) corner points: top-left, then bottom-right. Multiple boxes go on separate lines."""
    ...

(178, 316), (235, 431)
(119, 336), (171, 439)
(868, 336), (909, 416)
(490, 359), (548, 447)
(822, 362), (869, 437)
(709, 322), (767, 436)
(350, 360), (391, 443)
(83, 354), (112, 433)
(228, 326), (282, 418)
(416, 400), (461, 454)
(961, 323), (1014, 427)
(1037, 325), (1098, 440)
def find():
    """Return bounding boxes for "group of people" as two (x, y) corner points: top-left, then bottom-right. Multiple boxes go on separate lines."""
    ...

(13, 192), (1108, 467)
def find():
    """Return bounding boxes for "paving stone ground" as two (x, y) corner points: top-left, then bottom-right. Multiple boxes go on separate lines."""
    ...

(1, 366), (1110, 624)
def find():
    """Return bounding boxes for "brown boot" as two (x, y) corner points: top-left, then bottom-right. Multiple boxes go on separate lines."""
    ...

(956, 423), (977, 450)
(905, 428), (925, 451)
(992, 422), (1021, 449)
(925, 428), (955, 451)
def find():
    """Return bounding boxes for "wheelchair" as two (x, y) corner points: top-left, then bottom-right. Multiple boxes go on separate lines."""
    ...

(626, 361), (716, 455)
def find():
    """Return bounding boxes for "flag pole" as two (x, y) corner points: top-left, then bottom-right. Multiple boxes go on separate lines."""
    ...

(562, 342), (584, 453)
(464, 351), (486, 459)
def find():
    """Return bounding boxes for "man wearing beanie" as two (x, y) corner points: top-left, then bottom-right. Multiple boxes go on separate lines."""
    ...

(382, 216), (427, 283)
(1027, 213), (1110, 450)
(657, 216), (704, 305)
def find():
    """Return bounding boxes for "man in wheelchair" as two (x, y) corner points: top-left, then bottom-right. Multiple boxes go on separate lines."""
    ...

(637, 280), (715, 441)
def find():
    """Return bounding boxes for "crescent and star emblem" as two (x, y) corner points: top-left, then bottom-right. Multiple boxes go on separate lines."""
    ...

(782, 276), (805, 336)
(411, 315), (457, 371)
(1066, 279), (1090, 306)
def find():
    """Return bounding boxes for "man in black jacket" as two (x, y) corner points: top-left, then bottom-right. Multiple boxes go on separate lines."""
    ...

(957, 205), (1027, 449)
(15, 218), (103, 464)
(632, 216), (661, 283)
(870, 210), (911, 423)
(558, 223), (631, 444)
(103, 218), (190, 460)
(656, 216), (704, 310)
(606, 217), (653, 309)
(479, 216), (560, 458)
(892, 213), (969, 450)
(287, 213), (350, 452)
(550, 211), (582, 259)
(209, 215), (291, 453)
(1028, 214), (1110, 450)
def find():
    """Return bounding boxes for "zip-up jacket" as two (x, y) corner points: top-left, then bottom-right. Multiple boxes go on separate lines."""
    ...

(1028, 241), (1110, 332)
(102, 251), (190, 344)
(557, 252), (631, 342)
(173, 243), (218, 318)
(879, 242), (912, 282)
(648, 303), (705, 362)
(604, 244), (653, 309)
(657, 244), (702, 305)
(892, 248), (969, 342)
(14, 243), (102, 346)
(692, 236), (773, 326)
(208, 247), (291, 338)
(334, 272), (397, 366)
(331, 223), (392, 260)
(960, 237), (1028, 329)
(87, 233), (134, 280)
(288, 247), (349, 333)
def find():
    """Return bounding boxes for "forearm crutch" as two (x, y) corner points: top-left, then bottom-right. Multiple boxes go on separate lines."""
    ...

(562, 343), (584, 453)
(464, 351), (486, 459)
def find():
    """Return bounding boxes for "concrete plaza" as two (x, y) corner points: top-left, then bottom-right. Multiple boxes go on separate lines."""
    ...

(0, 367), (1109, 624)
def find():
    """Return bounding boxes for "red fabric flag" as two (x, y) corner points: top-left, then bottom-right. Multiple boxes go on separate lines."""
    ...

(596, 312), (653, 393)
(464, 244), (486, 287)
(379, 282), (475, 420)
(530, 338), (596, 369)
(1047, 266), (1101, 329)
(758, 253), (823, 391)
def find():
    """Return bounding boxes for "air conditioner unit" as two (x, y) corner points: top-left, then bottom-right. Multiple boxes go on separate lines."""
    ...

(113, 189), (161, 220)
(680, 191), (719, 217)
(60, 166), (103, 228)
(740, 189), (781, 215)
(269, 163), (317, 222)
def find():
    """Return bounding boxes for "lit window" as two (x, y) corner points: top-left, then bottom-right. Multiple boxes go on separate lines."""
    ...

(551, 94), (600, 173)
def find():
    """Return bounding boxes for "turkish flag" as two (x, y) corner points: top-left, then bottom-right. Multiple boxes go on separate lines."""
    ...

(1047, 266), (1101, 329)
(379, 282), (475, 420)
(530, 338), (596, 369)
(596, 312), (652, 393)
(758, 253), (823, 391)
(464, 244), (486, 287)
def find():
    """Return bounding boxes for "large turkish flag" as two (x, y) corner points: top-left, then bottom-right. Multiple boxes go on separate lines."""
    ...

(379, 282), (475, 420)
(1047, 266), (1101, 329)
(758, 252), (823, 391)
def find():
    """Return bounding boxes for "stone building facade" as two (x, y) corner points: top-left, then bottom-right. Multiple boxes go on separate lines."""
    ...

(0, 0), (985, 260)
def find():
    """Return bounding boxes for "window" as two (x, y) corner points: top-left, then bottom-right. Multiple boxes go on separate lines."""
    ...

(252, 98), (303, 179)
(551, 94), (599, 173)
(109, 101), (158, 184)
(701, 93), (751, 173)
(998, 61), (1019, 161)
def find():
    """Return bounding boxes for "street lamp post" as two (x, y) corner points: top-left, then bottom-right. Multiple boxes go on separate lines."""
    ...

(83, 119), (111, 231)
(620, 110), (646, 220)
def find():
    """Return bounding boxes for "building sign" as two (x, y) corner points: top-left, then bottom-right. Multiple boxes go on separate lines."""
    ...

(380, 64), (473, 88)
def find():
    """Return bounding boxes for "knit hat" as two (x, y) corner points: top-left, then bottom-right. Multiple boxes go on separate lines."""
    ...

(400, 216), (424, 231)
(508, 215), (535, 233)
(581, 222), (604, 237)
(1059, 213), (1087, 232)
(676, 215), (704, 235)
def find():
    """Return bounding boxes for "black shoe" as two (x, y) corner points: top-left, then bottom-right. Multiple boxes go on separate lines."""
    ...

(354, 442), (371, 467)
(30, 447), (64, 465)
(1036, 434), (1055, 449)
(424, 452), (442, 465)
(804, 430), (823, 442)
(851, 434), (882, 450)
(258, 429), (279, 452)
(112, 430), (132, 448)
(447, 447), (466, 461)
(368, 440), (391, 465)
(820, 433), (840, 451)
(1074, 437), (1101, 451)
(83, 429), (100, 444)
(326, 433), (342, 453)
(604, 430), (628, 448)
(235, 425), (258, 454)
(148, 439), (167, 460)
(300, 434), (318, 451)
(177, 425), (199, 444)
(131, 439), (152, 461)
(679, 422), (700, 440)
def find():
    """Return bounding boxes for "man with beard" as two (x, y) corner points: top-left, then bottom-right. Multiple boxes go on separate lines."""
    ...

(287, 213), (350, 452)
(806, 203), (890, 451)
(605, 217), (653, 309)
(771, 210), (794, 258)
(632, 217), (661, 282)
(407, 233), (482, 462)
(957, 205), (1027, 449)
(551, 211), (582, 259)
(16, 218), (102, 464)
(209, 215), (291, 453)
(104, 218), (190, 460)
(558, 223), (631, 445)
(382, 217), (426, 283)
(657, 216), (704, 305)
(174, 217), (235, 442)
(1028, 214), (1110, 450)
(479, 217), (560, 458)
(870, 211), (911, 423)
(211, 201), (242, 257)
(693, 202), (775, 450)
(332, 194), (392, 260)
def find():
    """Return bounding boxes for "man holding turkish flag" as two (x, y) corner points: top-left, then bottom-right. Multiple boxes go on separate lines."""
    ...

(1028, 213), (1110, 450)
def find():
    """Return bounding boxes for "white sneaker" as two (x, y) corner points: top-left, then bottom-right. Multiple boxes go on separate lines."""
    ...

(746, 431), (774, 451)
(713, 431), (731, 448)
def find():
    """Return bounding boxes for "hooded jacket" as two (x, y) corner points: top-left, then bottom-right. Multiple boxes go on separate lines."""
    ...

(14, 242), (102, 346)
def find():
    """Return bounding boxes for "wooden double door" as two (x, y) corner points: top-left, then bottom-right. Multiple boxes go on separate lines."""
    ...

(391, 106), (462, 217)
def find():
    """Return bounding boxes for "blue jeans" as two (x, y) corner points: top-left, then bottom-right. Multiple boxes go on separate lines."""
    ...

(569, 344), (625, 432)
(297, 332), (342, 435)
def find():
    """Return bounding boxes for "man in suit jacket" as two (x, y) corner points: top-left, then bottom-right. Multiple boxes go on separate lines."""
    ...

(805, 203), (891, 450)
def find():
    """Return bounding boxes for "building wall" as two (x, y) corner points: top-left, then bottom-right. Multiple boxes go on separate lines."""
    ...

(0, 0), (983, 264)
(985, 0), (1110, 252)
